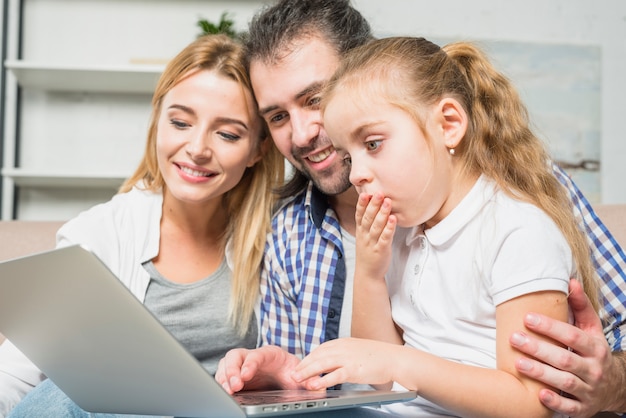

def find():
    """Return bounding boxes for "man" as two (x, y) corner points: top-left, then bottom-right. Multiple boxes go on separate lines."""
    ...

(218, 0), (626, 416)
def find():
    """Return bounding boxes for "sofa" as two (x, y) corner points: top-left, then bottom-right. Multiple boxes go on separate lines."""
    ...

(0, 221), (64, 345)
(0, 208), (625, 417)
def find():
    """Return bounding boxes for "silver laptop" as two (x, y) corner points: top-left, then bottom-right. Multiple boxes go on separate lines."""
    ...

(0, 245), (415, 417)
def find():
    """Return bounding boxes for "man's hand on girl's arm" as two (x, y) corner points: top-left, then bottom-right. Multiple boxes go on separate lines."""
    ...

(510, 278), (626, 417)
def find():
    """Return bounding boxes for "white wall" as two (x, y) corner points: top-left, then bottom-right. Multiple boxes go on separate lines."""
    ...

(5, 0), (625, 221)
(353, 0), (626, 203)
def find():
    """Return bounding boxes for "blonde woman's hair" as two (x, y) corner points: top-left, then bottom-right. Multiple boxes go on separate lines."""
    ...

(120, 34), (285, 334)
(323, 36), (599, 312)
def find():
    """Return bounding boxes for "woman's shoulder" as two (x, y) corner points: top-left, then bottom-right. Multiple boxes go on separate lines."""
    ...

(58, 186), (162, 245)
(69, 187), (160, 223)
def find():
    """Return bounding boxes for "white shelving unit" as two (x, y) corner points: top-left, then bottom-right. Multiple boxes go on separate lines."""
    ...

(1, 59), (161, 220)
(4, 61), (163, 93)
(2, 168), (129, 189)
(2, 61), (163, 202)
(0, 0), (167, 221)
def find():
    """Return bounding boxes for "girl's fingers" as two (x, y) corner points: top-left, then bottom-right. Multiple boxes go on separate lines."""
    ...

(355, 193), (372, 225)
(371, 197), (392, 238)
(358, 192), (391, 237)
(380, 212), (396, 245)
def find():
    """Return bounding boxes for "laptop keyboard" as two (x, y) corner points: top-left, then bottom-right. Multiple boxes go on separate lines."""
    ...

(234, 390), (334, 406)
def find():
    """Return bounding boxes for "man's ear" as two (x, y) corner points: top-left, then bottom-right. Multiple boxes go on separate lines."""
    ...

(247, 136), (270, 167)
(437, 97), (468, 149)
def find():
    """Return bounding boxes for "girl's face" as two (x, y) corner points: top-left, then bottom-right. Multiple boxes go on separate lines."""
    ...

(156, 69), (262, 207)
(324, 92), (459, 228)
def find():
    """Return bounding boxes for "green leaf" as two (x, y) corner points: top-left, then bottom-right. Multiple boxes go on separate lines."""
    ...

(197, 11), (238, 39)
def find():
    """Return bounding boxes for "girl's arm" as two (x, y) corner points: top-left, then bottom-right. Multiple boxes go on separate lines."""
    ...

(295, 289), (568, 418)
(351, 192), (402, 346)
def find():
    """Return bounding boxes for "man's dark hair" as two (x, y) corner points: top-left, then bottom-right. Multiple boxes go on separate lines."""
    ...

(244, 0), (373, 198)
(244, 0), (372, 66)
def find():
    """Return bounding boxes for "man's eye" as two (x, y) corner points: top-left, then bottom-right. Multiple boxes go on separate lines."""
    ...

(343, 154), (352, 165)
(270, 113), (286, 124)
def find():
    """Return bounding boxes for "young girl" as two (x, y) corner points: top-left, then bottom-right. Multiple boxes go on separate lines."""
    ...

(292, 36), (600, 418)
(2, 34), (284, 417)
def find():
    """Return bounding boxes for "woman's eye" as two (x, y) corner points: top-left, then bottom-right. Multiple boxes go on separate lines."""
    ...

(365, 140), (382, 151)
(170, 119), (190, 129)
(219, 131), (241, 141)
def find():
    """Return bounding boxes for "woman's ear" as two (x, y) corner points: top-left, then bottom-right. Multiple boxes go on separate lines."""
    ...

(437, 97), (468, 149)
(247, 136), (270, 168)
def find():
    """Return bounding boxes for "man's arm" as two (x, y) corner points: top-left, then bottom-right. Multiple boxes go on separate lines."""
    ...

(538, 163), (626, 416)
(258, 241), (306, 356)
(511, 278), (626, 417)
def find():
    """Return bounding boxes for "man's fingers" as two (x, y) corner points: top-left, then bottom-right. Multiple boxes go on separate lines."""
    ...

(567, 278), (604, 332)
(538, 388), (582, 418)
(522, 312), (595, 356)
(514, 352), (585, 393)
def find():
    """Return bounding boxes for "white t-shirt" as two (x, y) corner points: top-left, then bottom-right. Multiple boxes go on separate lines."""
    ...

(384, 175), (572, 417)
(338, 228), (356, 339)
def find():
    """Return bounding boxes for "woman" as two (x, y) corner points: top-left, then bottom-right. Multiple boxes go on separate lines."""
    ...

(2, 33), (284, 417)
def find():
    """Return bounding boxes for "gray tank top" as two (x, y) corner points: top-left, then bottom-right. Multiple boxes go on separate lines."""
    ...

(142, 259), (257, 376)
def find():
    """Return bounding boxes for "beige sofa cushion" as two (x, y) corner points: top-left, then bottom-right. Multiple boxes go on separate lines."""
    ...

(0, 221), (63, 262)
(0, 221), (63, 345)
(594, 204), (626, 250)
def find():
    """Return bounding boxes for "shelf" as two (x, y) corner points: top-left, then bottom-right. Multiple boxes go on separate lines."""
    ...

(2, 168), (127, 189)
(4, 60), (164, 93)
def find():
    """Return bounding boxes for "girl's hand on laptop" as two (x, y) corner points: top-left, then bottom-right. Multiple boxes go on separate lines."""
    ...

(292, 338), (395, 391)
(216, 346), (303, 394)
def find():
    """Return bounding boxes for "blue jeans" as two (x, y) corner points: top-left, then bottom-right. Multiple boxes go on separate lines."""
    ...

(8, 378), (391, 418)
(8, 379), (163, 418)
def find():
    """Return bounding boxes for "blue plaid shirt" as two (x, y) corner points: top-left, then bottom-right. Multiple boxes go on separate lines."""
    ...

(552, 163), (626, 352)
(260, 165), (626, 358)
(259, 184), (346, 357)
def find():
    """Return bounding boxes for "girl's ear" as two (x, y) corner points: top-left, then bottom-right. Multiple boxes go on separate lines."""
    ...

(437, 97), (468, 149)
(247, 136), (270, 168)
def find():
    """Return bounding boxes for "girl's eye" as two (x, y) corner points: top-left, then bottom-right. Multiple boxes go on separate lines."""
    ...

(365, 139), (382, 151)
(170, 119), (190, 129)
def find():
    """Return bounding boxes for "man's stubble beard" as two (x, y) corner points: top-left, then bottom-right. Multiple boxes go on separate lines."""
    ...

(301, 162), (352, 196)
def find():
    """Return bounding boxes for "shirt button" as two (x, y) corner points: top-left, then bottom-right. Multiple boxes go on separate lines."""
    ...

(413, 264), (420, 275)
(328, 309), (336, 318)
